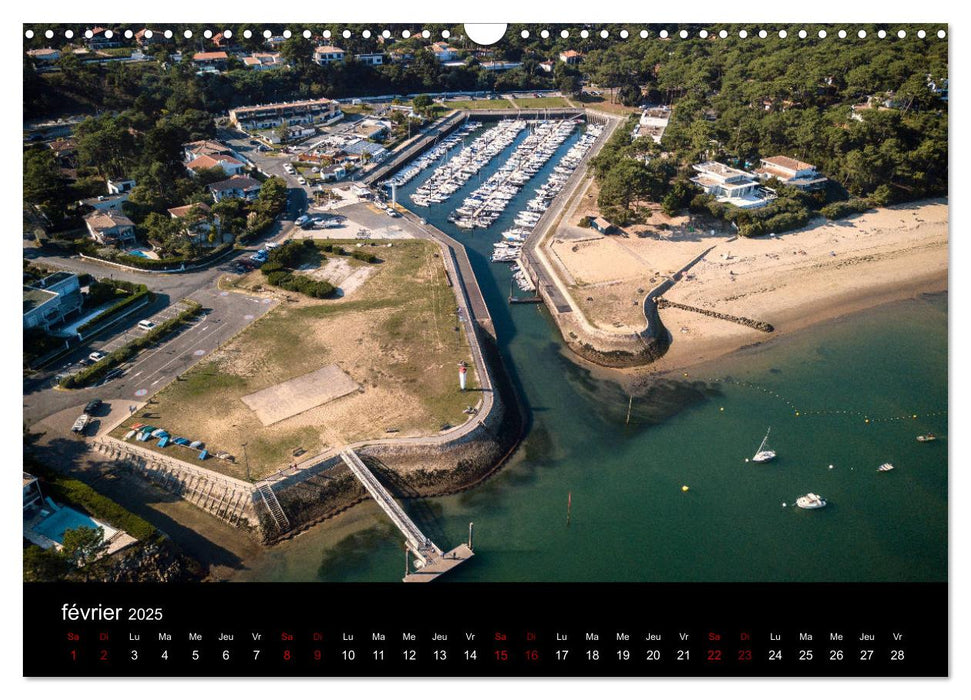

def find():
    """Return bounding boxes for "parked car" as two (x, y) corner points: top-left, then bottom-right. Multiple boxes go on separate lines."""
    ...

(71, 414), (90, 434)
(137, 319), (156, 331)
(100, 368), (125, 384)
(84, 398), (103, 414)
(88, 351), (107, 363)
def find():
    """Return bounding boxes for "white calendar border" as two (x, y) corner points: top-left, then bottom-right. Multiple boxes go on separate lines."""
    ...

(4, 0), (964, 697)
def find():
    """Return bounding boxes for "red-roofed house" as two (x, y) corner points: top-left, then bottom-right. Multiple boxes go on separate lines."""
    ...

(193, 51), (229, 71)
(559, 50), (582, 65)
(86, 27), (122, 50)
(84, 211), (136, 245)
(184, 139), (237, 162)
(313, 46), (346, 65)
(243, 53), (286, 70)
(185, 153), (245, 177)
(135, 28), (167, 46)
(429, 42), (457, 62)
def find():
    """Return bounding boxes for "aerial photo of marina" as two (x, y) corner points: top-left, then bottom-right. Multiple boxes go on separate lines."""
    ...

(23, 24), (947, 584)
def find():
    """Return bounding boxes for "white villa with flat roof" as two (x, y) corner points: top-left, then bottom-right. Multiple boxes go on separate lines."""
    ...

(634, 106), (671, 144)
(23, 272), (83, 332)
(754, 156), (828, 190)
(691, 161), (775, 209)
(355, 53), (384, 66)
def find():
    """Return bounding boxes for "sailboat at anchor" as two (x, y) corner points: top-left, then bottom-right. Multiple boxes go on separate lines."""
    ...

(752, 427), (777, 463)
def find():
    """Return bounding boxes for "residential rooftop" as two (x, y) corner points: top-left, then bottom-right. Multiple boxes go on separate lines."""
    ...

(84, 210), (134, 229)
(168, 202), (211, 218)
(760, 155), (814, 172)
(209, 176), (262, 192)
(186, 154), (243, 170)
(193, 51), (228, 61)
(23, 286), (58, 314)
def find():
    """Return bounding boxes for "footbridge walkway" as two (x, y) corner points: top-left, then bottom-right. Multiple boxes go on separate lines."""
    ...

(339, 449), (474, 582)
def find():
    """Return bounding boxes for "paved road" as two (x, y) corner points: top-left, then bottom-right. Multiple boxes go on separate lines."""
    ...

(23, 287), (277, 427)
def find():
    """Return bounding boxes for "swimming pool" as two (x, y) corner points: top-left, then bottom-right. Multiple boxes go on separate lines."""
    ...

(32, 507), (116, 543)
(128, 249), (151, 259)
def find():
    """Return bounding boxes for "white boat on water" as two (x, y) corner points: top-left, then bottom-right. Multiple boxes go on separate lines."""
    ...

(795, 493), (827, 509)
(751, 427), (776, 463)
(877, 463), (895, 472)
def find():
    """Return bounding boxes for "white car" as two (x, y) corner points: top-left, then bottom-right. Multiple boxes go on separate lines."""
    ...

(88, 351), (107, 363)
(137, 320), (156, 331)
(298, 177), (306, 185)
(295, 215), (309, 225)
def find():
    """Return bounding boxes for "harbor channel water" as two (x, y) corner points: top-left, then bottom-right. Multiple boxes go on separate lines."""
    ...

(232, 120), (947, 583)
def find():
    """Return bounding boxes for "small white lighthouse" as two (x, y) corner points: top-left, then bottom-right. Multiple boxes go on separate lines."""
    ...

(458, 363), (467, 391)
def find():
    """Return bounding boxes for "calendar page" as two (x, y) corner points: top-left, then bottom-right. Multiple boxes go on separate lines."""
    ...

(21, 19), (948, 678)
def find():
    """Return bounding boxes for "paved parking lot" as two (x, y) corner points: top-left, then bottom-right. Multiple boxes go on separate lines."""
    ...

(95, 299), (198, 355)
(23, 288), (278, 427)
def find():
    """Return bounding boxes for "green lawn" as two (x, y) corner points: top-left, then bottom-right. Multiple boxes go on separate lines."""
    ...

(443, 99), (516, 111)
(511, 96), (574, 109)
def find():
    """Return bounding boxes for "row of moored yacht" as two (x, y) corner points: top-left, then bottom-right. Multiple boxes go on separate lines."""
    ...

(450, 119), (578, 230)
(409, 119), (528, 207)
(382, 122), (482, 189)
(491, 123), (606, 294)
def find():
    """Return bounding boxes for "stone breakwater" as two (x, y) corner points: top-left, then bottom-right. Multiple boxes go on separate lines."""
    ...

(518, 248), (672, 368)
(656, 298), (775, 333)
(265, 333), (525, 544)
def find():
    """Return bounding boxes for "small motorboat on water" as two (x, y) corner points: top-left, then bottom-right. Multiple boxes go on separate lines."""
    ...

(751, 427), (776, 463)
(877, 463), (895, 472)
(796, 493), (827, 509)
(916, 434), (937, 442)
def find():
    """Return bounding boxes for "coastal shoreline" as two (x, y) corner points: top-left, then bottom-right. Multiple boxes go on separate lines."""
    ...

(530, 199), (947, 373)
(649, 269), (948, 378)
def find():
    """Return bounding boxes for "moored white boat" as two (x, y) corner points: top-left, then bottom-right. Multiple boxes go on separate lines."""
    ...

(795, 493), (827, 509)
(751, 427), (776, 463)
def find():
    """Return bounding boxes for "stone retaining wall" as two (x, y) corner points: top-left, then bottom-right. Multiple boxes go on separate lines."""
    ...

(94, 439), (261, 535)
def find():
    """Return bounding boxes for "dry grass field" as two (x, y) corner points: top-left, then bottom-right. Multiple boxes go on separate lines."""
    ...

(111, 239), (480, 480)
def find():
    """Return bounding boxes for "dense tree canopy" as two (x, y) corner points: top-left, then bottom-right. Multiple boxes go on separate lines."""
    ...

(23, 23), (947, 235)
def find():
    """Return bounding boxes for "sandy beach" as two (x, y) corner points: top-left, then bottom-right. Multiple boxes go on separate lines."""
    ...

(549, 198), (947, 372)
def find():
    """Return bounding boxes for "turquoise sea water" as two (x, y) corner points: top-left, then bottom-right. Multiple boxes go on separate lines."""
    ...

(232, 123), (947, 583)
